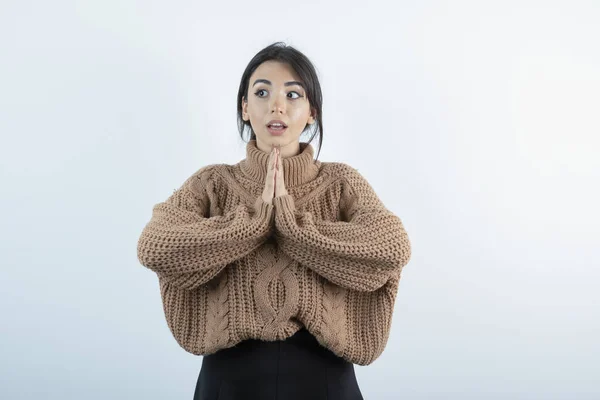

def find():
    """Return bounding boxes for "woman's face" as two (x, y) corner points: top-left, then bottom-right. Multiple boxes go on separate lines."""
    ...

(242, 60), (315, 153)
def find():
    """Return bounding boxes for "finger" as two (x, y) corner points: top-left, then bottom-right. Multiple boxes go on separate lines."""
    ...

(277, 151), (283, 175)
(279, 156), (283, 177)
(272, 150), (278, 170)
(279, 162), (284, 190)
(273, 157), (277, 193)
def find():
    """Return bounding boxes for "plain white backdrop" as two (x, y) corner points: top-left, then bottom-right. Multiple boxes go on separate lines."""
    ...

(1, 1), (598, 399)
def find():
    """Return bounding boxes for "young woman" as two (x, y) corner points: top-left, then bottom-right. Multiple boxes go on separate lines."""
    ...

(137, 42), (412, 400)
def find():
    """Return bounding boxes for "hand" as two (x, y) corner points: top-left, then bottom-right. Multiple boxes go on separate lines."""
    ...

(274, 147), (288, 197)
(261, 146), (278, 204)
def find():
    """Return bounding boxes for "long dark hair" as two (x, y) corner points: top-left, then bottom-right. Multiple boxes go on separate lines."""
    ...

(236, 42), (324, 160)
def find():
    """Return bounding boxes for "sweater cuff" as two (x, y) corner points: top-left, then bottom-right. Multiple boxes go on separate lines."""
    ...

(273, 194), (296, 215)
(253, 196), (274, 220)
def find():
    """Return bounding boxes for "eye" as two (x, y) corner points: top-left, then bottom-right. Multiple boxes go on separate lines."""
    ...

(253, 89), (304, 99)
(255, 89), (268, 98)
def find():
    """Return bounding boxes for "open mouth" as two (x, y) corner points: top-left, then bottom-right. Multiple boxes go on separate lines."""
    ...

(267, 122), (287, 128)
(267, 125), (287, 135)
(267, 122), (288, 135)
(268, 124), (286, 130)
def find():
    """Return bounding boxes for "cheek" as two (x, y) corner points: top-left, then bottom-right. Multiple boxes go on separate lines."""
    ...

(290, 107), (311, 123)
(248, 99), (267, 112)
(289, 101), (308, 113)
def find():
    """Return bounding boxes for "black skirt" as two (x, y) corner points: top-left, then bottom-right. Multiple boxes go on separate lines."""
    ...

(193, 327), (364, 400)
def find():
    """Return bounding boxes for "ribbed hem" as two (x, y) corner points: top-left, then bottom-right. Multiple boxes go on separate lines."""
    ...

(273, 194), (296, 214)
(253, 196), (274, 220)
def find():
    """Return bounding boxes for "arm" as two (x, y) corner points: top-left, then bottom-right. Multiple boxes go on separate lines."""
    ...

(272, 167), (411, 292)
(137, 167), (274, 290)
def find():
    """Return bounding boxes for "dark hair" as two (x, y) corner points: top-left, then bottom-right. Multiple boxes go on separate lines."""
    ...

(236, 41), (324, 160)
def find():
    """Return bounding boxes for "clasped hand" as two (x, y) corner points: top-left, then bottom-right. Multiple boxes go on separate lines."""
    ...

(261, 146), (288, 204)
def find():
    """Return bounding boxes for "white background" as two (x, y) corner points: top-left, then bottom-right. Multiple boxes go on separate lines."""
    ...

(1, 1), (598, 399)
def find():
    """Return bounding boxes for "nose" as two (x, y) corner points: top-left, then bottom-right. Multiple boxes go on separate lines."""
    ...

(270, 92), (286, 114)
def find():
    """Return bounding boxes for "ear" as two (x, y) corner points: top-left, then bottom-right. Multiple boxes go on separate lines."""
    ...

(241, 96), (248, 121)
(308, 108), (316, 125)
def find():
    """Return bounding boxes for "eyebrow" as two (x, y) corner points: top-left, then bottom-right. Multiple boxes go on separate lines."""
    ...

(252, 79), (305, 90)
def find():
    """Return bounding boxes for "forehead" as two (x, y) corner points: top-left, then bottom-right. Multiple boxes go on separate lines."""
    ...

(250, 60), (301, 84)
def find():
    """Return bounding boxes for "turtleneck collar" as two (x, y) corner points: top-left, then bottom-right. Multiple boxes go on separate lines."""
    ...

(239, 139), (320, 187)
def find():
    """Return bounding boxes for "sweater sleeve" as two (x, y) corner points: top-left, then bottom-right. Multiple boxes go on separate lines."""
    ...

(137, 168), (274, 290)
(272, 167), (411, 292)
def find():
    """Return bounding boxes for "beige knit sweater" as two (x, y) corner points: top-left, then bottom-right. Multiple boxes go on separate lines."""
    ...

(136, 139), (411, 366)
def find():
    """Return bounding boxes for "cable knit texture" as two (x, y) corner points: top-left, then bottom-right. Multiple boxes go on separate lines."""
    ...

(136, 139), (412, 365)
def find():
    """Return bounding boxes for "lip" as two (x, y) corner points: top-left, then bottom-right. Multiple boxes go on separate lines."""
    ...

(267, 125), (287, 136)
(266, 120), (288, 128)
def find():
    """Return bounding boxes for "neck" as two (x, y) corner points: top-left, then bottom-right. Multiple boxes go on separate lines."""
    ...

(255, 138), (300, 159)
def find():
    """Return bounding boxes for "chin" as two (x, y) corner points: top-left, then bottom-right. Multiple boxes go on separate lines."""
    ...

(258, 133), (285, 142)
(255, 130), (300, 147)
